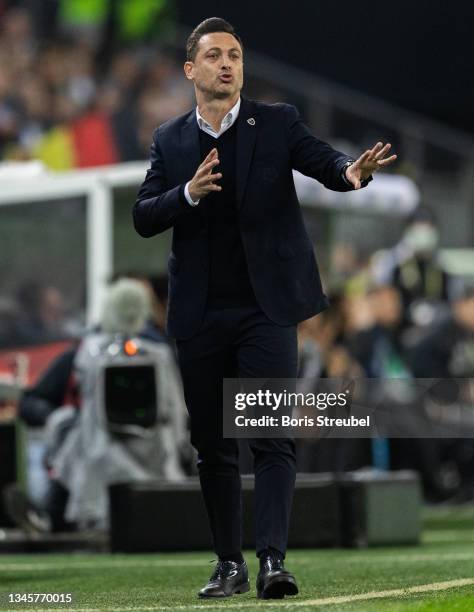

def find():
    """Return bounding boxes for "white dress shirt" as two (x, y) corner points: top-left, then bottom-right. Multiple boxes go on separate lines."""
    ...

(184, 97), (241, 206)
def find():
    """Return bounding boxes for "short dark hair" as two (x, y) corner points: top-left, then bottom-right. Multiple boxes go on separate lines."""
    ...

(186, 17), (243, 62)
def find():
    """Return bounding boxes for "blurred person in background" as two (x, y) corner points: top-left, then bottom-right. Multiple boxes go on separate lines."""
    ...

(133, 16), (396, 600)
(6, 277), (189, 533)
(343, 283), (411, 472)
(345, 284), (410, 379)
(103, 49), (142, 160)
(372, 206), (454, 331)
(406, 286), (474, 379)
(15, 282), (70, 346)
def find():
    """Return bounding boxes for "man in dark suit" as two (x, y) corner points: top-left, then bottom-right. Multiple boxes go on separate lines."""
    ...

(133, 17), (396, 600)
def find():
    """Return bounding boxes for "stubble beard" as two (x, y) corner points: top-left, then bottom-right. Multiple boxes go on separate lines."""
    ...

(196, 78), (241, 101)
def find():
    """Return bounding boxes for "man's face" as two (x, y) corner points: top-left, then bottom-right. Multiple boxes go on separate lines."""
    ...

(184, 32), (243, 100)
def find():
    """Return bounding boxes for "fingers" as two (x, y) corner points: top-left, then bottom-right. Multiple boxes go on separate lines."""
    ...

(188, 150), (221, 199)
(192, 166), (223, 196)
(369, 141), (384, 158)
(208, 172), (222, 183)
(374, 143), (391, 160)
(196, 171), (222, 190)
(197, 148), (219, 173)
(369, 142), (397, 164)
(201, 177), (222, 192)
(189, 149), (224, 199)
(356, 142), (398, 175)
(360, 142), (385, 166)
(196, 157), (220, 178)
(203, 147), (218, 162)
(354, 149), (371, 167)
(377, 154), (397, 166)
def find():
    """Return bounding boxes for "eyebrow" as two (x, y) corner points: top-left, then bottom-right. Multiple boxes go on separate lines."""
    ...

(205, 47), (241, 54)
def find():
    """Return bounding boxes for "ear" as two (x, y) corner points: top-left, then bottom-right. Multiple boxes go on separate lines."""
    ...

(184, 61), (194, 81)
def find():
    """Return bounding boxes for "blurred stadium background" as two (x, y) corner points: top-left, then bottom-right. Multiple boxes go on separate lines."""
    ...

(0, 0), (473, 609)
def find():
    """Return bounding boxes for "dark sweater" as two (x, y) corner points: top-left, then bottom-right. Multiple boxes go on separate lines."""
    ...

(199, 122), (257, 307)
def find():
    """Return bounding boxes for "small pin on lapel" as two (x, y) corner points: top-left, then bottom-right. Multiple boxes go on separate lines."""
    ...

(247, 117), (255, 125)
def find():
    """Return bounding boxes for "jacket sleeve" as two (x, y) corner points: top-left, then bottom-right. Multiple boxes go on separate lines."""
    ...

(133, 129), (192, 237)
(285, 104), (371, 192)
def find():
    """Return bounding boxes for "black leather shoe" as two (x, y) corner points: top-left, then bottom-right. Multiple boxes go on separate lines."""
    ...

(256, 551), (299, 599)
(198, 559), (250, 598)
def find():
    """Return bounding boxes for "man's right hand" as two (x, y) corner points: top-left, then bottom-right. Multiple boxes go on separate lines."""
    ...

(188, 148), (222, 202)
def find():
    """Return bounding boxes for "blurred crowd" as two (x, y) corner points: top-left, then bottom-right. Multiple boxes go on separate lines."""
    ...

(297, 207), (474, 502)
(0, 0), (192, 170)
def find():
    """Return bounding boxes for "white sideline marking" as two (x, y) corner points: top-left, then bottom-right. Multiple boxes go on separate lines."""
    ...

(294, 578), (474, 608)
(18, 577), (474, 611)
(2, 551), (474, 572)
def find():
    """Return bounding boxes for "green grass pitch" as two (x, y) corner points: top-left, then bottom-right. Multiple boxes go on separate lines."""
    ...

(0, 507), (473, 611)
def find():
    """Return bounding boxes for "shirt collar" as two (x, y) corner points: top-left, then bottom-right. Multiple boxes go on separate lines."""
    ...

(196, 97), (241, 133)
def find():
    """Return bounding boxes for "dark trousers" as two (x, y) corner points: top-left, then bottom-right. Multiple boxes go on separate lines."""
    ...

(176, 305), (298, 558)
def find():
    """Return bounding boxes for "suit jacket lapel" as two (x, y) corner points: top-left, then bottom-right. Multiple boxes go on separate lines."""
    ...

(180, 110), (201, 186)
(236, 97), (259, 209)
(180, 109), (208, 220)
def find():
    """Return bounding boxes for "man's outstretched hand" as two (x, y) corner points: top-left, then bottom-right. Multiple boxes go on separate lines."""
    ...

(345, 142), (397, 190)
(188, 148), (222, 202)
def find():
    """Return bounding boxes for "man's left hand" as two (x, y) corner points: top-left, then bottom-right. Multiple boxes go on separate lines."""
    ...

(345, 142), (397, 189)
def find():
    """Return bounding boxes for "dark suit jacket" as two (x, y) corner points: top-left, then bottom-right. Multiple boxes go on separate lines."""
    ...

(134, 96), (365, 340)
